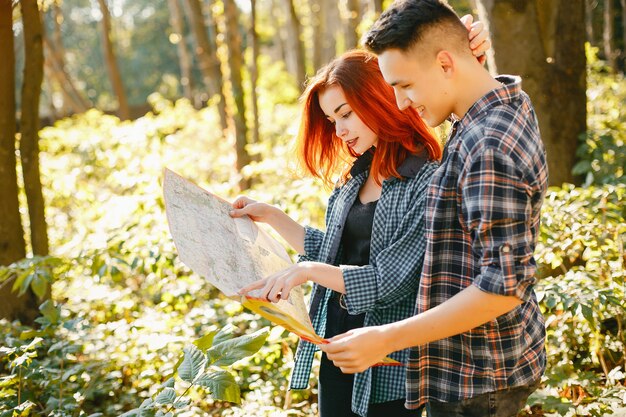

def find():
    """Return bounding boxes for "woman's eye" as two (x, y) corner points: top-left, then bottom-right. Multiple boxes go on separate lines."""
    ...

(402, 84), (412, 90)
(341, 111), (352, 119)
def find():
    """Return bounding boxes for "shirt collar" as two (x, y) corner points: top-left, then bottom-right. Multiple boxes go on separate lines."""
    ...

(349, 146), (428, 179)
(457, 75), (523, 130)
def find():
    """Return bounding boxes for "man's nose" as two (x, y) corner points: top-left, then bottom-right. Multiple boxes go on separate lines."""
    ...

(395, 92), (411, 111)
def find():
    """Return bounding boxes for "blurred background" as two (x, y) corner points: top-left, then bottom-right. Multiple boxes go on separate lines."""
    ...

(0, 1), (625, 416)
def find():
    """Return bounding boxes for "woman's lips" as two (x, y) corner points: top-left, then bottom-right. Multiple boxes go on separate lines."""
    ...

(346, 138), (358, 148)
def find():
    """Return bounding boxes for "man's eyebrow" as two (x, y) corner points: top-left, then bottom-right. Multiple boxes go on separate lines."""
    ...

(333, 103), (348, 114)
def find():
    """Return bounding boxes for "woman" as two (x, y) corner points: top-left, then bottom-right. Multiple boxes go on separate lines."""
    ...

(231, 20), (489, 417)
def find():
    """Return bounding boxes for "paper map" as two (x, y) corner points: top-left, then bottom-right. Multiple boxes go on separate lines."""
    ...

(163, 169), (401, 366)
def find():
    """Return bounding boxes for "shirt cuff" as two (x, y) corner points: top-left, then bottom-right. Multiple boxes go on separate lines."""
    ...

(473, 243), (537, 302)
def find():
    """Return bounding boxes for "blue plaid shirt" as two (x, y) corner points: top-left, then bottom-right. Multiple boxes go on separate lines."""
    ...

(406, 76), (548, 409)
(289, 150), (437, 417)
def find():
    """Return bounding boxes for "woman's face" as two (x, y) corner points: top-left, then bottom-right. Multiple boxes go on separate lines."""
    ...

(318, 85), (378, 155)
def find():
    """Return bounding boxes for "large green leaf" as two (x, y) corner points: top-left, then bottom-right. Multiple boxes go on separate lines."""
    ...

(193, 330), (218, 353)
(206, 328), (269, 367)
(154, 387), (176, 405)
(177, 345), (207, 383)
(195, 370), (240, 403)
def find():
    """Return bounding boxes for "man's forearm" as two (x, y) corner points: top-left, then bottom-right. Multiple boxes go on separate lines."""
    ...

(384, 285), (523, 353)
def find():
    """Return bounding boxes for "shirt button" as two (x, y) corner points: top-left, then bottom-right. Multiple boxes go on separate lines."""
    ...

(501, 246), (511, 253)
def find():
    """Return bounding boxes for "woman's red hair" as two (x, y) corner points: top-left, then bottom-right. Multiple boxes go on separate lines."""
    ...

(297, 49), (441, 186)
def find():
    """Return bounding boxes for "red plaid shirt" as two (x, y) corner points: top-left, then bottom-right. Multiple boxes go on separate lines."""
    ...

(406, 76), (548, 408)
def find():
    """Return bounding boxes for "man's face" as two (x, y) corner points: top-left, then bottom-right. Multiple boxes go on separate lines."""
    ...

(378, 48), (453, 127)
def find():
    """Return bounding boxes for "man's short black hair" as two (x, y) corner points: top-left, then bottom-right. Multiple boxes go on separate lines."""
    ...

(363, 0), (467, 55)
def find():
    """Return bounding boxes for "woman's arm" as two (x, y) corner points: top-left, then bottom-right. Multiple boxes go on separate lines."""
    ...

(230, 196), (305, 253)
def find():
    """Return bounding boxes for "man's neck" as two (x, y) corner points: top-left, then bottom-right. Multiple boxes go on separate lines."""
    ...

(451, 64), (502, 120)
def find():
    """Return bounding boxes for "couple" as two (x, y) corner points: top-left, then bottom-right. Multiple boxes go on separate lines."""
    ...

(230, 1), (547, 416)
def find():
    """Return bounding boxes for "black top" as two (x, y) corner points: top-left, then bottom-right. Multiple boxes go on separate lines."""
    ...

(322, 196), (378, 379)
(340, 198), (378, 266)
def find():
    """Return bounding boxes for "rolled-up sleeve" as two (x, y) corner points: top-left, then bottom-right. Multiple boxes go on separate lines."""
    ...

(298, 226), (325, 262)
(341, 191), (427, 314)
(460, 147), (538, 301)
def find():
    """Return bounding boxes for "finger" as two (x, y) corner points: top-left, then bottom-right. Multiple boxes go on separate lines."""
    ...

(338, 365), (361, 374)
(468, 21), (484, 41)
(238, 279), (266, 295)
(459, 14), (473, 31)
(469, 25), (487, 49)
(231, 196), (249, 209)
(473, 38), (491, 57)
(267, 278), (287, 303)
(229, 207), (248, 218)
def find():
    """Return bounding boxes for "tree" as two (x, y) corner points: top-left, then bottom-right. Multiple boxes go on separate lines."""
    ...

(342, 0), (361, 50)
(20, 0), (49, 257)
(285, 0), (307, 89)
(0, 0), (38, 324)
(603, 0), (617, 71)
(97, 0), (130, 120)
(185, 0), (228, 131)
(476, 0), (586, 186)
(249, 0), (260, 146)
(224, 0), (251, 189)
(167, 0), (194, 102)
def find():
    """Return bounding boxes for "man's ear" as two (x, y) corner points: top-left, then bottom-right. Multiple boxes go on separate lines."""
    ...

(436, 50), (455, 78)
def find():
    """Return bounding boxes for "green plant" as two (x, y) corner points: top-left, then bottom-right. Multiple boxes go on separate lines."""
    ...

(120, 327), (269, 417)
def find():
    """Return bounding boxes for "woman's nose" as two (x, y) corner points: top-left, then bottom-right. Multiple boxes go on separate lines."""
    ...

(335, 123), (348, 138)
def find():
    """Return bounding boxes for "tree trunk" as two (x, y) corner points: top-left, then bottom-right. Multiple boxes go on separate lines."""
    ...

(42, 37), (89, 114)
(271, 0), (289, 66)
(621, 0), (626, 70)
(476, 0), (586, 186)
(184, 0), (228, 131)
(327, 0), (341, 59)
(19, 0), (49, 257)
(167, 0), (194, 102)
(373, 0), (383, 14)
(585, 0), (595, 44)
(285, 0), (307, 90)
(312, 0), (323, 71)
(342, 0), (360, 50)
(42, 7), (91, 114)
(97, 0), (130, 120)
(223, 0), (251, 189)
(249, 0), (260, 146)
(0, 0), (38, 324)
(603, 0), (617, 71)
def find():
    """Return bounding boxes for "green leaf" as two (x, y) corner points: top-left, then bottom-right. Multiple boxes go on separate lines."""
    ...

(39, 300), (60, 324)
(195, 370), (240, 403)
(193, 330), (218, 353)
(31, 274), (47, 299)
(160, 377), (175, 388)
(177, 345), (207, 383)
(581, 304), (595, 326)
(13, 272), (34, 297)
(212, 324), (236, 346)
(172, 397), (191, 409)
(154, 387), (176, 405)
(206, 328), (269, 367)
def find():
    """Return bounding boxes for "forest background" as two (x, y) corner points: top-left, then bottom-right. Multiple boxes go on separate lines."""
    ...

(0, 0), (625, 416)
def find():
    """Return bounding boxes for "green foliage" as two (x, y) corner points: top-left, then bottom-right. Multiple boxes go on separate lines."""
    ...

(0, 256), (64, 299)
(574, 45), (626, 185)
(533, 184), (626, 416)
(120, 328), (269, 417)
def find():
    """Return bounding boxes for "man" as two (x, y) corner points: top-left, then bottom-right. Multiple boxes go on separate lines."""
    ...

(321, 1), (548, 416)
